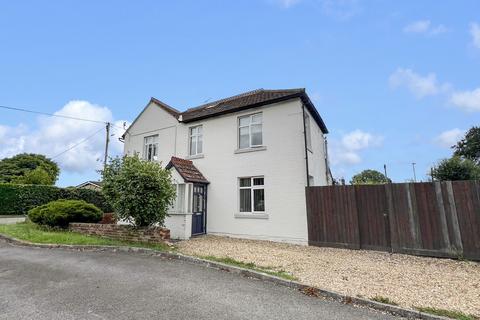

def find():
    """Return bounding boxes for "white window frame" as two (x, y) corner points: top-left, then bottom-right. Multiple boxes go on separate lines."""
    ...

(238, 113), (263, 149)
(189, 125), (203, 156)
(143, 135), (158, 161)
(238, 176), (265, 213)
(305, 112), (312, 150)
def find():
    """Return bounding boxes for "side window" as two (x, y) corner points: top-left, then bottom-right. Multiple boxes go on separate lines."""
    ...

(189, 125), (203, 156)
(305, 113), (312, 150)
(144, 135), (158, 161)
(238, 113), (263, 149)
(239, 177), (265, 213)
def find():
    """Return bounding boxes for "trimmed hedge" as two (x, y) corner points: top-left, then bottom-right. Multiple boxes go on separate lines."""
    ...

(28, 199), (103, 228)
(0, 184), (112, 215)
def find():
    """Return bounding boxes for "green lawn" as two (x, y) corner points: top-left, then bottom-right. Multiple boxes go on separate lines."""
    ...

(0, 222), (171, 251)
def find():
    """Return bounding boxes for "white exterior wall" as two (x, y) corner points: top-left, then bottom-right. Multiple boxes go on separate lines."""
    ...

(304, 108), (329, 186)
(123, 98), (328, 244)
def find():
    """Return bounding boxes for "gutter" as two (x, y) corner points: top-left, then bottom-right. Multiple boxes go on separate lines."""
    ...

(302, 104), (310, 187)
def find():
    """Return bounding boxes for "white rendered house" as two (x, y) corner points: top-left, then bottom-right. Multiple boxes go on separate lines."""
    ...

(122, 88), (330, 244)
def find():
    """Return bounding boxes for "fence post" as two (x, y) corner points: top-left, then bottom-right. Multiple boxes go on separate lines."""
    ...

(384, 183), (397, 253)
(445, 181), (463, 253)
(434, 181), (452, 252)
(406, 183), (422, 249)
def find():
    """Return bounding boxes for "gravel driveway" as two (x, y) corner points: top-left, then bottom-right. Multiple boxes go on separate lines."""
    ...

(178, 235), (480, 316)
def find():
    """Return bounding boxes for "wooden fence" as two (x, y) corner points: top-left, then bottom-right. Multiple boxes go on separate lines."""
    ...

(305, 181), (480, 260)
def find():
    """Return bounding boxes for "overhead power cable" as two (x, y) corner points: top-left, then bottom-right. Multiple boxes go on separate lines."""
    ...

(50, 127), (105, 160)
(0, 105), (107, 124)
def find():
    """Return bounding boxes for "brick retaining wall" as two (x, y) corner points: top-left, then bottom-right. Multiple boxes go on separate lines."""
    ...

(70, 223), (170, 243)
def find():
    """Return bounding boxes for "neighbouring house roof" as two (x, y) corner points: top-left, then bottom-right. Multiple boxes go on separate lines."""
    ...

(123, 88), (328, 139)
(165, 157), (209, 184)
(76, 181), (103, 188)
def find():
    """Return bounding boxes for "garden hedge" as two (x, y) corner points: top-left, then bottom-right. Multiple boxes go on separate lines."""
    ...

(0, 184), (112, 215)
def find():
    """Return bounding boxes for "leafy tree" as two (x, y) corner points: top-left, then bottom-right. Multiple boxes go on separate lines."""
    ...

(453, 126), (480, 163)
(430, 156), (480, 181)
(351, 169), (391, 185)
(101, 155), (176, 227)
(13, 167), (53, 185)
(0, 153), (59, 185)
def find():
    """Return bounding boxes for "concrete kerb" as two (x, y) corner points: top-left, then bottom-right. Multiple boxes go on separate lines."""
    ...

(0, 233), (450, 320)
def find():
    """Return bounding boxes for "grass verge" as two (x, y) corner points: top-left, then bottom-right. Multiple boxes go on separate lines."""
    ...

(415, 306), (478, 320)
(201, 255), (297, 281)
(370, 296), (398, 306)
(0, 222), (172, 252)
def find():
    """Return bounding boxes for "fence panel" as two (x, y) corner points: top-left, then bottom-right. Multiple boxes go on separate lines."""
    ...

(306, 181), (480, 260)
(355, 184), (389, 251)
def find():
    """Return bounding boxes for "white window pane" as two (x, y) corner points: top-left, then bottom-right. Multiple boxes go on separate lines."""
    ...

(153, 135), (158, 143)
(239, 127), (250, 149)
(240, 189), (251, 212)
(190, 138), (197, 155)
(197, 135), (203, 154)
(251, 124), (262, 146)
(197, 126), (203, 134)
(251, 113), (262, 124)
(253, 189), (265, 212)
(239, 178), (251, 187)
(253, 177), (264, 186)
(239, 116), (250, 126)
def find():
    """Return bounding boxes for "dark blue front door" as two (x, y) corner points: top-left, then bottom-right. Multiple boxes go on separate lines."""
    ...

(192, 184), (206, 235)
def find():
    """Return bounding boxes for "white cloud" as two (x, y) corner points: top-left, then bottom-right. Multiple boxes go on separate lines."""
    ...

(470, 22), (480, 49)
(403, 20), (448, 36)
(434, 128), (465, 148)
(320, 0), (361, 20)
(0, 101), (128, 174)
(330, 130), (383, 165)
(450, 88), (480, 112)
(389, 68), (449, 99)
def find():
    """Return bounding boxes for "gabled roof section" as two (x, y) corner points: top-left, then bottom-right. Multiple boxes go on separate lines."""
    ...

(124, 88), (328, 139)
(122, 97), (180, 138)
(180, 88), (328, 133)
(76, 181), (103, 188)
(166, 157), (209, 184)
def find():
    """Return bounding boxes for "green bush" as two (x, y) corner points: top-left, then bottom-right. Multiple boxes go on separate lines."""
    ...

(28, 199), (103, 228)
(0, 184), (112, 215)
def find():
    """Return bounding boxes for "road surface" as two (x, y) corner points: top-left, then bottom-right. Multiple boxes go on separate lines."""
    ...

(0, 241), (399, 319)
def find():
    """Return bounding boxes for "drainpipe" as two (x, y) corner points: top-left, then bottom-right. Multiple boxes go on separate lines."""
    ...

(302, 104), (310, 187)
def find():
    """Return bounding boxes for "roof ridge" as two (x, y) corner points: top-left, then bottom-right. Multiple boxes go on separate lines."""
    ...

(150, 97), (181, 115)
(183, 88), (264, 113)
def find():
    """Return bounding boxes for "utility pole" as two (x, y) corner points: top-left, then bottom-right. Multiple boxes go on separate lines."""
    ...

(383, 164), (388, 181)
(103, 122), (111, 172)
(412, 162), (417, 182)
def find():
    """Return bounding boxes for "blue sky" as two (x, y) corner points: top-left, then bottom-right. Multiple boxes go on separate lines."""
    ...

(1, 0), (479, 186)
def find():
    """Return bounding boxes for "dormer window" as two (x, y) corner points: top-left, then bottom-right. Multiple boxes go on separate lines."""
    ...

(189, 125), (203, 156)
(238, 113), (262, 149)
(144, 135), (158, 161)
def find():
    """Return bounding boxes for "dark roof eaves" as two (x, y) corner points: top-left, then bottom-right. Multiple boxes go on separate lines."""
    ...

(180, 91), (328, 134)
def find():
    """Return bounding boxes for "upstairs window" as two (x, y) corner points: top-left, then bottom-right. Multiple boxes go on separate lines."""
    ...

(305, 113), (312, 150)
(144, 135), (158, 161)
(189, 125), (203, 156)
(238, 113), (263, 149)
(239, 177), (265, 213)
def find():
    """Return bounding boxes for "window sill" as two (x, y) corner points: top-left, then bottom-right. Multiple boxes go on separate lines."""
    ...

(234, 213), (269, 219)
(307, 147), (313, 153)
(234, 146), (267, 154)
(185, 154), (204, 160)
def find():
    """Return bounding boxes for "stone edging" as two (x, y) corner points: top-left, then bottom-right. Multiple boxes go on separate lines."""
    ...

(0, 233), (449, 320)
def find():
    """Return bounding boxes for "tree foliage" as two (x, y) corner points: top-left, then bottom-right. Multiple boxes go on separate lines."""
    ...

(453, 126), (480, 164)
(0, 153), (59, 185)
(28, 199), (102, 228)
(101, 155), (176, 227)
(351, 169), (391, 185)
(430, 156), (480, 181)
(0, 183), (112, 215)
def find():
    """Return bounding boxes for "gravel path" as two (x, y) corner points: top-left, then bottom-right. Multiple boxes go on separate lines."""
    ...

(178, 235), (480, 317)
